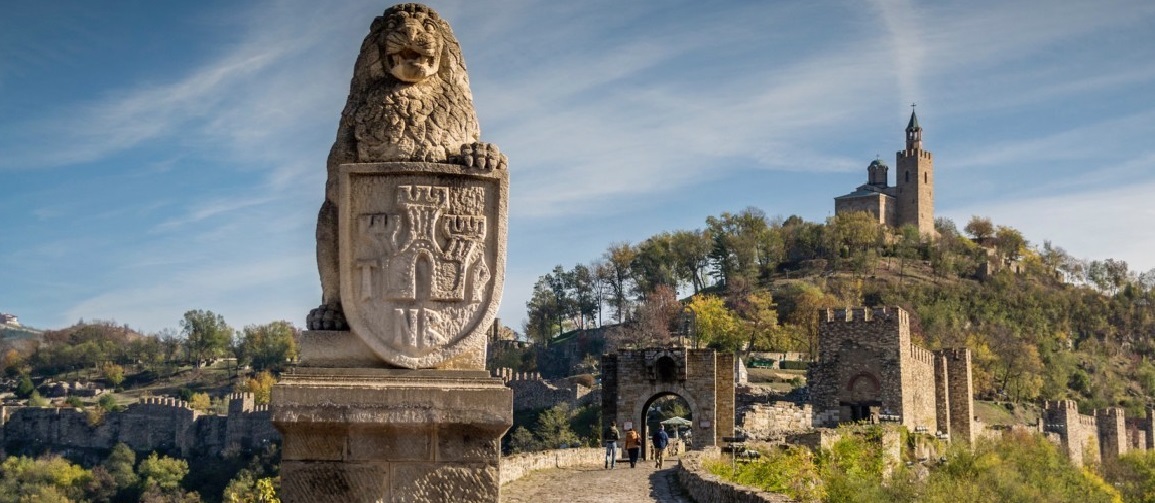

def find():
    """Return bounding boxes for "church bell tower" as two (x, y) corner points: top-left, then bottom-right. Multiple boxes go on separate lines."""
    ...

(895, 107), (935, 236)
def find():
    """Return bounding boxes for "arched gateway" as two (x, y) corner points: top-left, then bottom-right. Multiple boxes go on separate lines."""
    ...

(601, 348), (735, 457)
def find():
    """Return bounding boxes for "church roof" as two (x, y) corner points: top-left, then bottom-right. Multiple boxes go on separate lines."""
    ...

(907, 110), (920, 131)
(834, 184), (894, 200)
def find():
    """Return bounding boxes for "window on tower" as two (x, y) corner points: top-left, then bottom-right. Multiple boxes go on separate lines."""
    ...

(905, 171), (909, 183)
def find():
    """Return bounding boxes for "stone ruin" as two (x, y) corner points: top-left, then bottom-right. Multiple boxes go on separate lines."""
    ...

(601, 348), (735, 456)
(271, 4), (512, 502)
(808, 306), (975, 444)
(492, 368), (599, 412)
(1041, 400), (1155, 467)
(0, 393), (276, 460)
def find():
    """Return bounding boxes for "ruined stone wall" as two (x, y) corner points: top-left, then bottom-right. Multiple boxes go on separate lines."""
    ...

(940, 348), (975, 444)
(493, 368), (597, 412)
(901, 343), (937, 432)
(739, 402), (813, 441)
(0, 393), (279, 459)
(1098, 407), (1128, 462)
(1043, 400), (1100, 467)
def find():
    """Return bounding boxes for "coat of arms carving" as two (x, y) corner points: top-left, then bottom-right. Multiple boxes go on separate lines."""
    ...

(338, 163), (506, 368)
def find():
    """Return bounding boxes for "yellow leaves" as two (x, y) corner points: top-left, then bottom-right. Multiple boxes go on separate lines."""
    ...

(236, 370), (277, 405)
(686, 295), (742, 351)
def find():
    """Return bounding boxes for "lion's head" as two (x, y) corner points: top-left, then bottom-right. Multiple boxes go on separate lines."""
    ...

(353, 4), (470, 91)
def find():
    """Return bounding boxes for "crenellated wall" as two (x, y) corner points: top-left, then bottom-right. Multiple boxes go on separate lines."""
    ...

(0, 393), (278, 459)
(492, 368), (599, 412)
(808, 306), (974, 445)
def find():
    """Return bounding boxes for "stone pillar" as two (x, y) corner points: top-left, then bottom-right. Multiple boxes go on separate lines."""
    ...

(932, 352), (951, 437)
(943, 348), (974, 445)
(274, 367), (511, 503)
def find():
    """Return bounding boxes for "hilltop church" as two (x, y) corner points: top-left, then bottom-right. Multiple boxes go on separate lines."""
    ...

(834, 110), (935, 236)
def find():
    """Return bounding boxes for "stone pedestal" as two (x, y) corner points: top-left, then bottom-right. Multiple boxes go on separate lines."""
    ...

(272, 366), (513, 503)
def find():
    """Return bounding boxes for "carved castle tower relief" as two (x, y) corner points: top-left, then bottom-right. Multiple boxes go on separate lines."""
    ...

(833, 108), (936, 237)
(894, 108), (935, 236)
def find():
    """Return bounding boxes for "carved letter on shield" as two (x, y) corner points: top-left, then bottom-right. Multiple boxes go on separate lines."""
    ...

(338, 162), (507, 369)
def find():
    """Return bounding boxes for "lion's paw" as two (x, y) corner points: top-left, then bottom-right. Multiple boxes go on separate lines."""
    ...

(457, 142), (506, 171)
(307, 303), (348, 331)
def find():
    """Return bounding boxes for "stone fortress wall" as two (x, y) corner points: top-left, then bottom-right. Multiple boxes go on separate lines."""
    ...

(807, 307), (975, 444)
(1042, 399), (1155, 467)
(491, 368), (599, 412)
(0, 392), (279, 458)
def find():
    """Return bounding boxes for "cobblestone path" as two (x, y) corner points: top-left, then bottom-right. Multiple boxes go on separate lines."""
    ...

(500, 457), (694, 503)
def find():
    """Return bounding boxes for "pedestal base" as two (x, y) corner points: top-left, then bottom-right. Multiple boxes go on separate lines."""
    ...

(272, 367), (513, 503)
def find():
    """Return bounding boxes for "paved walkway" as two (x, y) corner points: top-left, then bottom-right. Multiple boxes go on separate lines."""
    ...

(501, 456), (694, 503)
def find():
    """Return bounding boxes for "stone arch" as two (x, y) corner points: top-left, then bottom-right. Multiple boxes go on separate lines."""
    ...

(601, 348), (734, 457)
(632, 389), (699, 460)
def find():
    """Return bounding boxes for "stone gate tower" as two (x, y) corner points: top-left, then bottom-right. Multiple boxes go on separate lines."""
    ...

(894, 109), (934, 235)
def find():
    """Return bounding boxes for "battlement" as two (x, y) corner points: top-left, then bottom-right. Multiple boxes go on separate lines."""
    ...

(227, 392), (259, 414)
(822, 306), (906, 324)
(136, 397), (193, 410)
(937, 348), (970, 360)
(908, 344), (935, 366)
(493, 368), (543, 383)
(1098, 407), (1126, 420)
(898, 149), (933, 161)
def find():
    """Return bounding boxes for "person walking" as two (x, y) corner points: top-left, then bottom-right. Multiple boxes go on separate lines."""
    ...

(652, 427), (670, 469)
(624, 426), (642, 468)
(604, 423), (620, 469)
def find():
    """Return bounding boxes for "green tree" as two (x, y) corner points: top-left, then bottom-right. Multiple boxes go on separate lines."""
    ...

(102, 362), (126, 389)
(669, 229), (713, 294)
(137, 452), (188, 495)
(632, 233), (679, 296)
(706, 207), (774, 286)
(103, 442), (139, 497)
(15, 374), (34, 398)
(180, 310), (232, 368)
(223, 470), (280, 503)
(603, 242), (637, 323)
(732, 290), (779, 358)
(534, 404), (581, 449)
(28, 391), (49, 407)
(239, 321), (299, 372)
(0, 455), (94, 502)
(507, 426), (538, 454)
(964, 215), (995, 241)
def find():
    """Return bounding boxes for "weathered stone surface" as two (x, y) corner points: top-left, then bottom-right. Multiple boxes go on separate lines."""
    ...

(280, 4), (512, 501)
(308, 2), (508, 373)
(336, 162), (505, 369)
(272, 368), (512, 502)
(601, 349), (734, 452)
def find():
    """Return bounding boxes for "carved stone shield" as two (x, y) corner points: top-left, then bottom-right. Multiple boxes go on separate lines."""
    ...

(338, 162), (507, 368)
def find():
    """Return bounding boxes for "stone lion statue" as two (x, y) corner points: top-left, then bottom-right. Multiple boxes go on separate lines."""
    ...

(309, 3), (506, 330)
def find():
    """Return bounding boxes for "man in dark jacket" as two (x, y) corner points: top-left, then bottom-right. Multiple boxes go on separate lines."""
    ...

(652, 427), (670, 468)
(604, 423), (620, 469)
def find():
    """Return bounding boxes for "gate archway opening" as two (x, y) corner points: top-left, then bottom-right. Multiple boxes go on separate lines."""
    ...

(641, 393), (693, 460)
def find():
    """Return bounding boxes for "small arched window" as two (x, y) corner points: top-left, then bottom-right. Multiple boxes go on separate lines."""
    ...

(905, 171), (909, 183)
(924, 172), (928, 183)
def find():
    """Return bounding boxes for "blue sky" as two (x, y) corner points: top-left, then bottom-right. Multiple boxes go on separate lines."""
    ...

(3, 0), (1154, 334)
